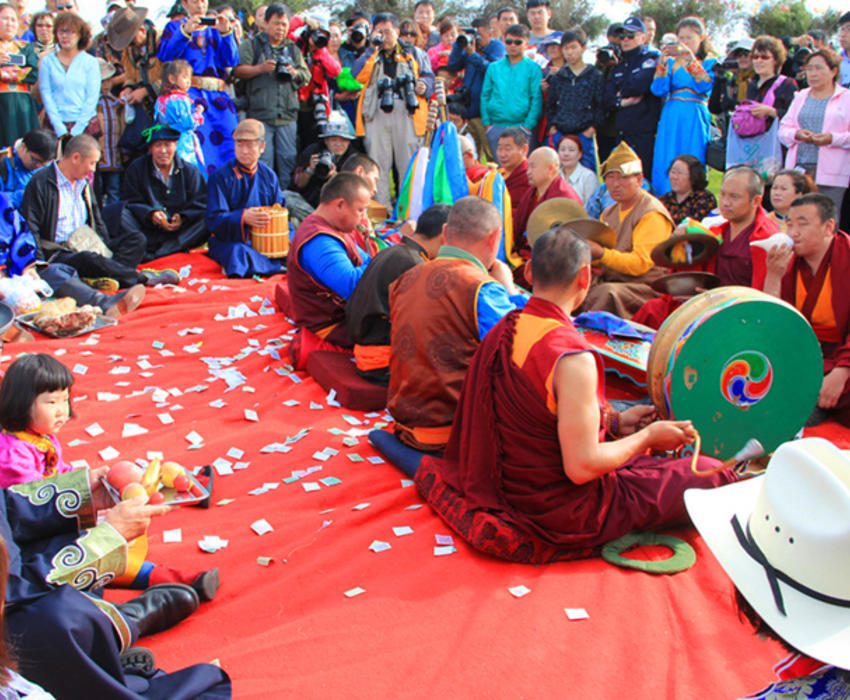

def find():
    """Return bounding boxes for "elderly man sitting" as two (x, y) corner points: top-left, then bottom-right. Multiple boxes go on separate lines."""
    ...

(206, 119), (286, 278)
(579, 141), (673, 319)
(121, 126), (209, 262)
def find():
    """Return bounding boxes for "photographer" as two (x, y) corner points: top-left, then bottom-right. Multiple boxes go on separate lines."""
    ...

(232, 3), (309, 189)
(708, 39), (754, 116)
(446, 17), (505, 162)
(292, 112), (362, 208)
(341, 12), (370, 67)
(295, 15), (342, 153)
(352, 12), (434, 207)
(594, 22), (624, 162)
(601, 16), (662, 178)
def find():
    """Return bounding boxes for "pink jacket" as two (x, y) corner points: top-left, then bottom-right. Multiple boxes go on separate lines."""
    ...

(779, 84), (850, 188)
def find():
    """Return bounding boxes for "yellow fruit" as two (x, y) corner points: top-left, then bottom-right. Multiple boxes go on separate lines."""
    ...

(120, 482), (148, 502)
(160, 461), (184, 488)
(140, 458), (162, 495)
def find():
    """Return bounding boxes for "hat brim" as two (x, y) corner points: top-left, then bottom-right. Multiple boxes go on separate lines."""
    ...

(651, 232), (721, 269)
(685, 480), (850, 670)
(107, 7), (147, 52)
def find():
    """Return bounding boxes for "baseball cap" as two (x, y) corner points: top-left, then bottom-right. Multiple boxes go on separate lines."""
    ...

(621, 16), (646, 34)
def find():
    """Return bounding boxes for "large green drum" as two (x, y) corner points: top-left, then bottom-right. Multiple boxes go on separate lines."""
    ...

(647, 287), (822, 460)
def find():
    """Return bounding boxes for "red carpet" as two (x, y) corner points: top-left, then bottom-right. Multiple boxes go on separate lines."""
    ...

(11, 251), (848, 698)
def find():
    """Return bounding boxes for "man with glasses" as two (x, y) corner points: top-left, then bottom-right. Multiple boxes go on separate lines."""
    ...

(601, 16), (661, 179)
(481, 24), (542, 158)
(525, 0), (560, 55)
(0, 129), (56, 209)
(206, 118), (286, 277)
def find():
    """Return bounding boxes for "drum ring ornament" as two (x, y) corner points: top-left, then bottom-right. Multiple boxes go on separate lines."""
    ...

(720, 351), (773, 408)
(601, 532), (697, 574)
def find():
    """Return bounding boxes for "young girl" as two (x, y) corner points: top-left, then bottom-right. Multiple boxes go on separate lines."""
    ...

(0, 353), (219, 600)
(155, 59), (206, 179)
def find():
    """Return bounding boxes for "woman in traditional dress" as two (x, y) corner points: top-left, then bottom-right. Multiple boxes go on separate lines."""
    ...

(0, 3), (39, 149)
(650, 17), (716, 195)
(157, 0), (238, 176)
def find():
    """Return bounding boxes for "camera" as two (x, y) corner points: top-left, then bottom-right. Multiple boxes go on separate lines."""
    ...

(314, 150), (336, 179)
(310, 29), (328, 50)
(791, 46), (812, 75)
(455, 27), (478, 50)
(370, 32), (384, 48)
(395, 74), (418, 114)
(199, 16), (216, 26)
(596, 44), (621, 65)
(311, 93), (329, 129)
(349, 22), (369, 45)
(446, 86), (470, 108)
(274, 53), (292, 79)
(377, 76), (395, 112)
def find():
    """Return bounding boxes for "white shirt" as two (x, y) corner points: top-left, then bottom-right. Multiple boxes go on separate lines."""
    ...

(54, 163), (87, 243)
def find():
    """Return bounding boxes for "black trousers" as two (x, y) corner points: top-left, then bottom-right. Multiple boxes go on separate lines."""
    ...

(619, 131), (656, 184)
(120, 207), (209, 262)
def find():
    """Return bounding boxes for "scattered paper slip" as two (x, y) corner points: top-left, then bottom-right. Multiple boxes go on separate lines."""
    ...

(250, 519), (273, 536)
(319, 477), (342, 487)
(435, 534), (454, 546)
(392, 526), (414, 537)
(352, 503), (371, 511)
(401, 479), (415, 488)
(85, 423), (104, 437)
(564, 608), (589, 621)
(508, 585), (531, 598)
(226, 447), (244, 459)
(99, 446), (120, 461)
(216, 499), (235, 507)
(158, 413), (174, 425)
(257, 557), (273, 566)
(121, 423), (148, 438)
(344, 587), (366, 598)
(244, 409), (259, 422)
(162, 529), (182, 544)
(185, 430), (204, 445)
(434, 546), (456, 556)
(282, 399), (300, 407)
(369, 540), (392, 553)
(198, 535), (228, 553)
(302, 482), (321, 493)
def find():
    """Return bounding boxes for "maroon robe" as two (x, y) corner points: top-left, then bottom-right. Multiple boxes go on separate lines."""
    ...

(501, 160), (532, 212)
(780, 230), (850, 421)
(415, 296), (734, 561)
(511, 177), (582, 259)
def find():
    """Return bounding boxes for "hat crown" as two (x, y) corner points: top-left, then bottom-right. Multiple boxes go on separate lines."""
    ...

(750, 439), (850, 601)
(601, 141), (642, 177)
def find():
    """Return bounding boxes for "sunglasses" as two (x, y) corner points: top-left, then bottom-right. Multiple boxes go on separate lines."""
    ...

(504, 38), (524, 45)
(751, 54), (773, 60)
(622, 32), (638, 39)
(401, 31), (417, 37)
(56, 3), (74, 9)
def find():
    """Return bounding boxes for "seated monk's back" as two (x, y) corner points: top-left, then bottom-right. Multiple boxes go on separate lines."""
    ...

(388, 257), (491, 451)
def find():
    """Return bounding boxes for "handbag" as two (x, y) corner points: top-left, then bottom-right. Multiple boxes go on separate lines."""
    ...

(725, 117), (783, 179)
(67, 225), (113, 259)
(730, 76), (786, 137)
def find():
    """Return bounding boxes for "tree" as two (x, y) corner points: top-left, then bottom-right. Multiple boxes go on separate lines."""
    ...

(809, 8), (842, 34)
(637, 0), (736, 38)
(748, 1), (812, 38)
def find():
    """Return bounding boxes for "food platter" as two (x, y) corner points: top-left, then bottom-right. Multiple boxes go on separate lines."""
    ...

(16, 311), (118, 338)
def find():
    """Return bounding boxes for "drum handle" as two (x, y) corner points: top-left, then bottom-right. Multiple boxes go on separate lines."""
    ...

(691, 432), (763, 477)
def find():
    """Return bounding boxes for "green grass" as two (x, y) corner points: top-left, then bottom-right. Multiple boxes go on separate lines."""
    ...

(707, 166), (723, 198)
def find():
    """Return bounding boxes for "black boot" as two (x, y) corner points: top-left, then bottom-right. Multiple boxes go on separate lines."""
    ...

(120, 646), (156, 674)
(116, 583), (199, 638)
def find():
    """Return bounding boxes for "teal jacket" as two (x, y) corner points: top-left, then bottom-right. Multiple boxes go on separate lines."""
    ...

(480, 56), (543, 130)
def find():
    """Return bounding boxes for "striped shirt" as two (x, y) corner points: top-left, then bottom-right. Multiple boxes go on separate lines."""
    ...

(54, 163), (87, 243)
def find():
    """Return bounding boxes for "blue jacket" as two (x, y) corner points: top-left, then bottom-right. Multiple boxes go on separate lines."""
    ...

(602, 44), (662, 134)
(446, 39), (506, 120)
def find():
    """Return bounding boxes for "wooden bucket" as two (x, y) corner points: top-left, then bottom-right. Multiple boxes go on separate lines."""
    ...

(251, 206), (290, 258)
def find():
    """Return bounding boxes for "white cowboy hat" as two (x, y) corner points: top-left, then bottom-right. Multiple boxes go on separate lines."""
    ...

(685, 437), (850, 670)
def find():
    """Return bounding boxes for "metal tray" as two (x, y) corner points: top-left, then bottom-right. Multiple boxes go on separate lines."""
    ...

(16, 310), (118, 338)
(103, 469), (210, 507)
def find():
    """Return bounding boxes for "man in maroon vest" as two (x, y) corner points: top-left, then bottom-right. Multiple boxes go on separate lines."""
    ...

(765, 193), (850, 426)
(287, 172), (373, 369)
(415, 225), (734, 562)
(388, 196), (528, 452)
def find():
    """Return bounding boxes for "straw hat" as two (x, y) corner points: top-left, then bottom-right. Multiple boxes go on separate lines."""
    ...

(107, 6), (147, 52)
(685, 437), (850, 669)
(600, 141), (642, 178)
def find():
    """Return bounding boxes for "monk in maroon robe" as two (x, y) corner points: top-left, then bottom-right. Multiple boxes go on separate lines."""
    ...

(765, 194), (850, 426)
(495, 128), (532, 209)
(415, 225), (734, 563)
(512, 147), (581, 260)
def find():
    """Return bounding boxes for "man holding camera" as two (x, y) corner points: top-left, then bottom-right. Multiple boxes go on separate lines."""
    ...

(446, 18), (505, 164)
(233, 3), (309, 190)
(601, 16), (661, 180)
(341, 12), (370, 66)
(353, 12), (434, 208)
(292, 112), (361, 209)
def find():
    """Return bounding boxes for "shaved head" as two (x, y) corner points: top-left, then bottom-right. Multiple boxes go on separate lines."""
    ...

(445, 196), (502, 245)
(527, 146), (560, 188)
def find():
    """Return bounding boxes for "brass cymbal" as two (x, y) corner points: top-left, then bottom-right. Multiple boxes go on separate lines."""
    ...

(650, 271), (722, 297)
(562, 218), (618, 249)
(525, 198), (590, 247)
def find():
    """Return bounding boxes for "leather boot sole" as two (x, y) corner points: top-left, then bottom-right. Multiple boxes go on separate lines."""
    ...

(193, 568), (220, 602)
(104, 284), (146, 319)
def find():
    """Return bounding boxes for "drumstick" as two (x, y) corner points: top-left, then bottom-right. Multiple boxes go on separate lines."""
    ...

(691, 435), (764, 477)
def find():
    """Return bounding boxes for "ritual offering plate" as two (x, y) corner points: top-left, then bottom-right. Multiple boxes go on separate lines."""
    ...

(0, 301), (14, 336)
(17, 307), (117, 338)
(647, 287), (822, 460)
(104, 459), (210, 507)
(650, 272), (722, 297)
(251, 204), (289, 258)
